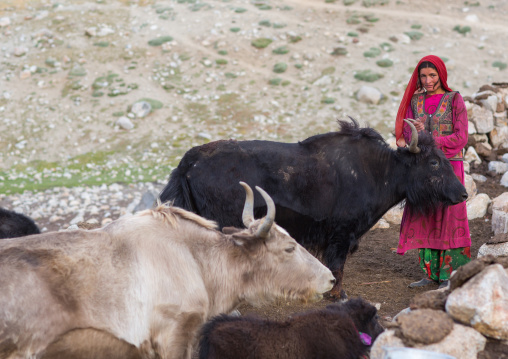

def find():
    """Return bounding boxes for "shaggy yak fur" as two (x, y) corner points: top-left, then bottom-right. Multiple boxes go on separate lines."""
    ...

(0, 207), (40, 239)
(160, 118), (468, 299)
(198, 297), (384, 359)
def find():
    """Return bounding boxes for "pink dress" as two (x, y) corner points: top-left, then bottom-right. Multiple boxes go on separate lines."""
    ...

(397, 93), (471, 254)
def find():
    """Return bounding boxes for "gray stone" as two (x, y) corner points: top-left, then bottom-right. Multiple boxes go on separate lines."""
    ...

(446, 264), (508, 340)
(465, 146), (482, 165)
(467, 193), (490, 220)
(471, 173), (487, 182)
(501, 172), (508, 187)
(464, 174), (477, 200)
(0, 17), (10, 27)
(490, 126), (508, 148)
(470, 104), (494, 134)
(488, 161), (508, 174)
(478, 242), (508, 258)
(131, 101), (152, 118)
(356, 86), (382, 105)
(116, 116), (134, 130)
(383, 204), (404, 225)
(134, 191), (158, 213)
(313, 75), (333, 87)
(370, 324), (486, 359)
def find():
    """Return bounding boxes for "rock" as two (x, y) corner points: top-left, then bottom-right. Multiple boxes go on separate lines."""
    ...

(488, 161), (508, 174)
(465, 174), (477, 200)
(475, 142), (493, 158)
(490, 126), (508, 148)
(465, 14), (479, 22)
(370, 324), (486, 359)
(396, 309), (454, 345)
(467, 193), (490, 220)
(410, 291), (448, 311)
(130, 101), (152, 118)
(382, 204), (404, 225)
(501, 172), (508, 187)
(468, 121), (477, 135)
(446, 264), (508, 340)
(464, 160), (470, 173)
(471, 173), (487, 182)
(0, 17), (10, 27)
(356, 85), (382, 105)
(133, 191), (157, 213)
(478, 242), (508, 258)
(465, 146), (482, 165)
(13, 47), (28, 57)
(371, 218), (390, 229)
(116, 116), (134, 130)
(492, 193), (508, 234)
(480, 95), (500, 113)
(313, 75), (333, 87)
(470, 104), (494, 134)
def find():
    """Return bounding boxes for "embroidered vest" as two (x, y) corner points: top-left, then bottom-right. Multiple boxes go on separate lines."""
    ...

(411, 91), (463, 161)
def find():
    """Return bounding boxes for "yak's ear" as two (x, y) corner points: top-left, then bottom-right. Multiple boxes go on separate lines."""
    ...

(222, 226), (243, 235)
(231, 233), (262, 252)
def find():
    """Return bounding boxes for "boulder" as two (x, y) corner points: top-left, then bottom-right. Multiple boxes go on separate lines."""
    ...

(491, 193), (508, 234)
(490, 126), (508, 148)
(464, 174), (478, 200)
(396, 309), (454, 345)
(475, 142), (493, 158)
(446, 264), (508, 340)
(370, 324), (486, 359)
(467, 193), (490, 220)
(383, 204), (404, 225)
(465, 146), (482, 166)
(478, 241), (508, 258)
(356, 85), (383, 105)
(470, 104), (494, 134)
(488, 161), (508, 174)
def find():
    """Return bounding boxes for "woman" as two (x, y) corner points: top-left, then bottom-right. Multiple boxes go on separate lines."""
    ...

(395, 55), (471, 289)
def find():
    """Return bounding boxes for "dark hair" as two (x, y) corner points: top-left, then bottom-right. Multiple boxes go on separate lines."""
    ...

(417, 61), (438, 90)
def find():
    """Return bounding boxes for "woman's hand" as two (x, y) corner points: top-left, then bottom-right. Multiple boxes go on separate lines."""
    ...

(413, 119), (425, 132)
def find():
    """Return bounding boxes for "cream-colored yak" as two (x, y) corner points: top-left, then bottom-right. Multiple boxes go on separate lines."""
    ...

(0, 182), (334, 359)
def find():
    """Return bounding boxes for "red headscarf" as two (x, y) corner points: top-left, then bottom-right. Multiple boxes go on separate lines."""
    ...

(395, 55), (452, 147)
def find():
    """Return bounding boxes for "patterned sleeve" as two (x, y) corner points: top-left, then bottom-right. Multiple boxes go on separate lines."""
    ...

(433, 93), (469, 158)
(402, 106), (415, 145)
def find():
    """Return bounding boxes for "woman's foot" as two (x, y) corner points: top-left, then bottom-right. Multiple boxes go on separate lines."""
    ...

(408, 277), (436, 288)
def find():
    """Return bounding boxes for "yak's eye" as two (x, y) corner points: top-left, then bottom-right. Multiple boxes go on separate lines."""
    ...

(430, 159), (439, 170)
(285, 246), (295, 253)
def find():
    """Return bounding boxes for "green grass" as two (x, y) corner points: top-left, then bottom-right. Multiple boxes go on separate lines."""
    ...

(251, 38), (273, 49)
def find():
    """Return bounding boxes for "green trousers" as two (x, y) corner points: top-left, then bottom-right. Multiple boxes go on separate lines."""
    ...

(418, 247), (471, 282)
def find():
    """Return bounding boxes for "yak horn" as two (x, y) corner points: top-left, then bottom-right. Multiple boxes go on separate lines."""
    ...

(240, 182), (254, 227)
(403, 118), (421, 154)
(255, 186), (276, 238)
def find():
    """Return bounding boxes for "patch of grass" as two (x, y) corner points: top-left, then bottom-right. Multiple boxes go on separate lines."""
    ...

(364, 14), (379, 22)
(225, 72), (237, 79)
(259, 19), (271, 27)
(453, 25), (471, 35)
(343, 0), (357, 4)
(269, 78), (282, 86)
(346, 15), (361, 24)
(93, 41), (110, 47)
(376, 58), (393, 67)
(272, 46), (289, 55)
(218, 50), (228, 55)
(354, 69), (384, 82)
(492, 61), (507, 70)
(273, 23), (286, 29)
(289, 35), (302, 43)
(321, 97), (336, 104)
(404, 31), (423, 40)
(230, 27), (241, 32)
(273, 63), (288, 73)
(295, 63), (303, 69)
(251, 38), (273, 49)
(347, 31), (359, 37)
(215, 59), (228, 65)
(148, 36), (173, 46)
(322, 66), (336, 75)
(235, 7), (247, 13)
(380, 42), (395, 52)
(363, 47), (381, 58)
(332, 47), (348, 56)
(411, 24), (422, 29)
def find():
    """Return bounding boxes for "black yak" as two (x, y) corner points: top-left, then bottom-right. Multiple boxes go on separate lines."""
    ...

(160, 119), (467, 299)
(0, 207), (40, 239)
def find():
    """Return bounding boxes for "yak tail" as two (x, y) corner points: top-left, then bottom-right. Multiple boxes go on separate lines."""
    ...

(158, 167), (196, 212)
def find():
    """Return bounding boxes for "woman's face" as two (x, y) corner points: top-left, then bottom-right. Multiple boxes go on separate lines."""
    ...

(419, 67), (443, 95)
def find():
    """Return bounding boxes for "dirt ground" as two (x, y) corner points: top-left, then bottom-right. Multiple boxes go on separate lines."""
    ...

(236, 162), (503, 327)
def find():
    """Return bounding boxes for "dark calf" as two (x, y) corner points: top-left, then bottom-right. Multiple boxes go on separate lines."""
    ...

(199, 297), (384, 359)
(0, 208), (40, 239)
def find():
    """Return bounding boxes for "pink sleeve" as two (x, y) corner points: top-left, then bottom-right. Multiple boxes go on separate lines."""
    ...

(434, 93), (469, 159)
(402, 106), (415, 145)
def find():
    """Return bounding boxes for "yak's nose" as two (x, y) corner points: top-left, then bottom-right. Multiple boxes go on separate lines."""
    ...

(462, 191), (468, 202)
